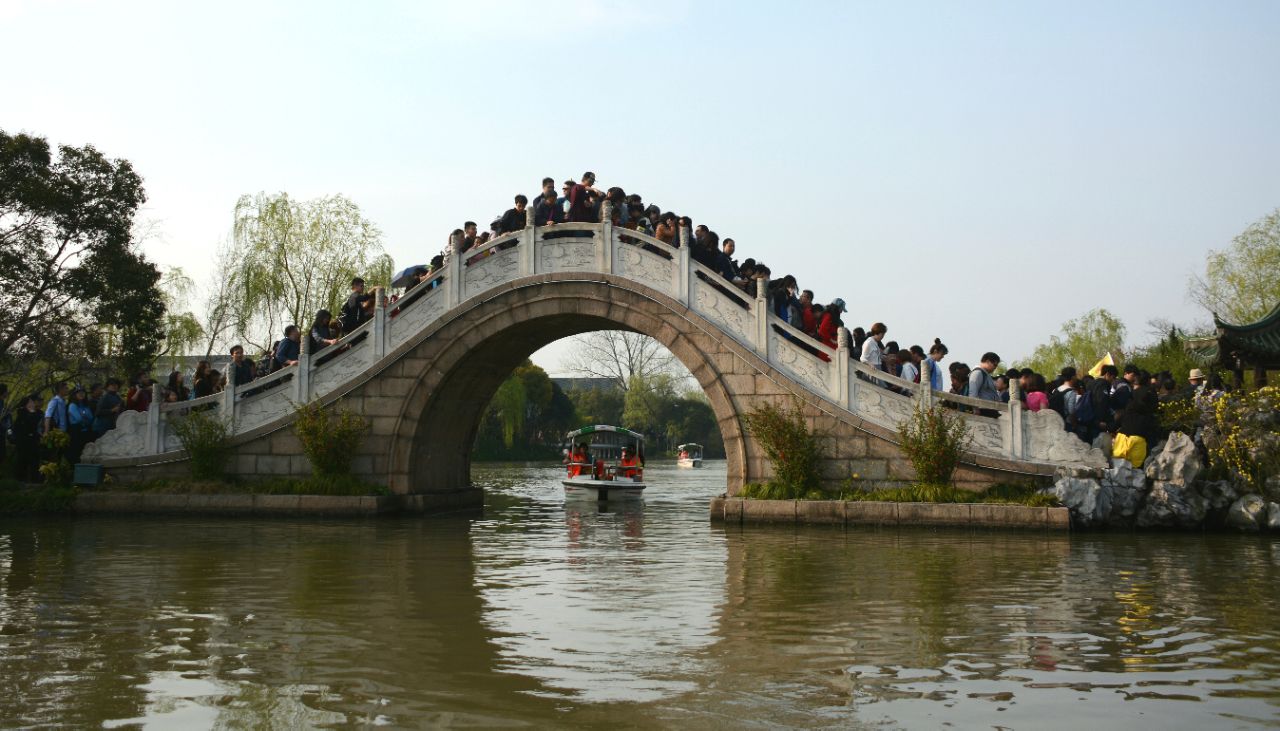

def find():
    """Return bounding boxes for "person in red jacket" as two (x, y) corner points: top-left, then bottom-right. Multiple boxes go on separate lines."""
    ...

(799, 289), (817, 335)
(817, 298), (846, 349)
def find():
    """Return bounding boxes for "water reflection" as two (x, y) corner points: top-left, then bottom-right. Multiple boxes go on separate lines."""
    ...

(1, 462), (1279, 728)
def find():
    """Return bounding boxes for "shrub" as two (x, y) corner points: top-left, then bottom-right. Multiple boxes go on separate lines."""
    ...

(293, 401), (370, 476)
(1203, 386), (1280, 492)
(170, 409), (232, 480)
(741, 401), (825, 499)
(898, 403), (970, 487)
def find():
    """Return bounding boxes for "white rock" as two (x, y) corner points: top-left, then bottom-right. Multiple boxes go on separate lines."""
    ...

(1137, 482), (1206, 528)
(1227, 494), (1267, 532)
(1053, 477), (1107, 526)
(1144, 431), (1202, 487)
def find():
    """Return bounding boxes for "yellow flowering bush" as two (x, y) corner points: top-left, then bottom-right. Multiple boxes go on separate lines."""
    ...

(1203, 386), (1280, 492)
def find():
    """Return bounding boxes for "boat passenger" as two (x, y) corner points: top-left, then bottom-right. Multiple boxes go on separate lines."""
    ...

(619, 447), (641, 479)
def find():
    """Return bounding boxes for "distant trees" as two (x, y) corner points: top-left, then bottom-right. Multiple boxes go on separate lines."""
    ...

(0, 129), (165, 389)
(472, 360), (724, 460)
(1018, 308), (1127, 376)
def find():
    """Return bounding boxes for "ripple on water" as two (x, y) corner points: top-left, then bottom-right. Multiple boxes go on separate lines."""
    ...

(1, 462), (1280, 728)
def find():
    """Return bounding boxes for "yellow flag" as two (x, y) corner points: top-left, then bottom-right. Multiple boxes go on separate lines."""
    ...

(1087, 352), (1114, 378)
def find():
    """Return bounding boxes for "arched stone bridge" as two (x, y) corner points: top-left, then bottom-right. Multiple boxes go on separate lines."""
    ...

(86, 212), (1105, 505)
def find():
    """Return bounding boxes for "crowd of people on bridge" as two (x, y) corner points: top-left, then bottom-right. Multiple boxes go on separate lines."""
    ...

(1, 171), (1226, 483)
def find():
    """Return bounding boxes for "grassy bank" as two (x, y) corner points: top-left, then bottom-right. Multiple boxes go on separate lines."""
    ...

(0, 482), (80, 515)
(123, 475), (389, 496)
(740, 482), (1058, 507)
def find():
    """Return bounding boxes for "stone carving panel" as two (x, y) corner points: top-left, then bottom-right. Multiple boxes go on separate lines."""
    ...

(615, 245), (674, 295)
(81, 409), (150, 460)
(1024, 409), (1108, 468)
(965, 416), (1003, 454)
(540, 239), (597, 272)
(694, 283), (753, 343)
(389, 287), (447, 347)
(312, 346), (375, 397)
(769, 334), (832, 396)
(853, 382), (915, 428)
(236, 385), (295, 431)
(464, 249), (519, 298)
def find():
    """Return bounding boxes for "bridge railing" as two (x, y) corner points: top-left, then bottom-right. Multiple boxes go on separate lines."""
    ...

(86, 205), (1101, 469)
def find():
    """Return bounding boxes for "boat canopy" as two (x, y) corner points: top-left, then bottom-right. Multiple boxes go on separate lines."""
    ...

(677, 443), (703, 451)
(566, 425), (645, 443)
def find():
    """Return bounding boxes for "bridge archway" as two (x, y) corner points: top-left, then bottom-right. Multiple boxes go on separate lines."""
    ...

(386, 275), (748, 494)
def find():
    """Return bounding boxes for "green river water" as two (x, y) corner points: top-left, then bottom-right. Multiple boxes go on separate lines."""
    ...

(1, 461), (1278, 729)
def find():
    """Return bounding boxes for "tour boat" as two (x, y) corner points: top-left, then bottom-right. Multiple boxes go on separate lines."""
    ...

(562, 425), (647, 501)
(676, 443), (703, 469)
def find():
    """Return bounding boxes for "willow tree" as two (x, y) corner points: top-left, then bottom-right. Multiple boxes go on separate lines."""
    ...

(1190, 207), (1280, 324)
(225, 193), (393, 350)
(154, 267), (206, 371)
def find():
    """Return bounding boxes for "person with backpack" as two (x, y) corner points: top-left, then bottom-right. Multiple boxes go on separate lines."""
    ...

(1048, 367), (1079, 429)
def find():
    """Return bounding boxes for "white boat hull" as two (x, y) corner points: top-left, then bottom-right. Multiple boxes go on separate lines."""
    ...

(676, 457), (702, 469)
(562, 479), (647, 501)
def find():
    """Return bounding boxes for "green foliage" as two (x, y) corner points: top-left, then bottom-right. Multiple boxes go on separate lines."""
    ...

(1018, 308), (1127, 376)
(1190, 207), (1280, 325)
(170, 409), (232, 480)
(474, 361), (579, 459)
(293, 401), (370, 476)
(568, 386), (624, 426)
(38, 459), (72, 488)
(225, 192), (394, 351)
(742, 401), (825, 499)
(898, 403), (970, 486)
(0, 128), (165, 386)
(1127, 324), (1204, 382)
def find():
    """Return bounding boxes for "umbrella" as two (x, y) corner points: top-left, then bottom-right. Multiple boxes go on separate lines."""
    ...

(391, 265), (427, 289)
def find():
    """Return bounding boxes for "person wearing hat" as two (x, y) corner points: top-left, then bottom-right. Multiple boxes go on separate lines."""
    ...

(1187, 368), (1207, 395)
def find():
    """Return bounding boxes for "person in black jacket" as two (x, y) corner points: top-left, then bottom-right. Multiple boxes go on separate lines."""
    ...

(13, 395), (42, 483)
(1118, 370), (1159, 446)
(340, 278), (373, 333)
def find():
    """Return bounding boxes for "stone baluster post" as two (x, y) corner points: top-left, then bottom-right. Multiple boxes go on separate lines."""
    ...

(445, 231), (463, 308)
(1005, 376), (1024, 459)
(677, 223), (692, 304)
(753, 276), (769, 356)
(520, 198), (537, 276)
(916, 358), (934, 409)
(372, 286), (387, 360)
(296, 330), (311, 404)
(222, 369), (236, 422)
(836, 326), (851, 407)
(147, 382), (163, 454)
(600, 200), (614, 274)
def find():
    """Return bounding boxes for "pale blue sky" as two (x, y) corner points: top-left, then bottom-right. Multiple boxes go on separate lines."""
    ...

(4, 1), (1278, 374)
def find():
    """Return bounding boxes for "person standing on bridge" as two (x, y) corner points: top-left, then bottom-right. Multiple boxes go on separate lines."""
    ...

(340, 277), (373, 333)
(499, 195), (528, 234)
(275, 326), (301, 370)
(567, 172), (600, 222)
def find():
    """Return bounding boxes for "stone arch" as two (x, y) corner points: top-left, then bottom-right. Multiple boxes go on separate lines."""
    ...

(385, 275), (748, 494)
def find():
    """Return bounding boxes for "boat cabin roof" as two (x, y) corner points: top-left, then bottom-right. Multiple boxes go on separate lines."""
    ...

(677, 443), (703, 451)
(566, 425), (645, 443)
